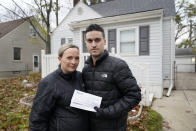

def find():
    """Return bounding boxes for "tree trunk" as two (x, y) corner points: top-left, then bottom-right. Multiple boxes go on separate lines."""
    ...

(56, 0), (59, 26)
(189, 20), (193, 47)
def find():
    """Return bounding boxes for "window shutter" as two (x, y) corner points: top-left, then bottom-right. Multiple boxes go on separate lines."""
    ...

(108, 29), (116, 53)
(139, 26), (149, 55)
(82, 31), (88, 53)
(61, 38), (65, 45)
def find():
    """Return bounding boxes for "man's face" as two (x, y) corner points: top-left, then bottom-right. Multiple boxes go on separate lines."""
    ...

(85, 31), (106, 58)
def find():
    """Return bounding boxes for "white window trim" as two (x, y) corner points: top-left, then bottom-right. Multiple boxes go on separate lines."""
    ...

(117, 26), (139, 56)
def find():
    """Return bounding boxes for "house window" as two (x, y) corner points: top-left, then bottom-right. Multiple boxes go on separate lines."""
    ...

(61, 38), (65, 45)
(119, 28), (137, 54)
(13, 47), (21, 60)
(30, 25), (36, 36)
(67, 38), (73, 44)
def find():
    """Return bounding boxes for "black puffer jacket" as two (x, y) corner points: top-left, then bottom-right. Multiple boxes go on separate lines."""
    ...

(82, 50), (141, 131)
(29, 68), (89, 131)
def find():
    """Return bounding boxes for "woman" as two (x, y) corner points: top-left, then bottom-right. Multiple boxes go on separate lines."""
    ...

(29, 44), (89, 131)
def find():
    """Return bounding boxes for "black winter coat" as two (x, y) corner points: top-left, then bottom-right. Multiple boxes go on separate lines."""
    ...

(29, 68), (89, 131)
(82, 50), (141, 131)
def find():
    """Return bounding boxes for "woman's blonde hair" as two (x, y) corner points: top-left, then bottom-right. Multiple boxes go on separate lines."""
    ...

(58, 44), (79, 58)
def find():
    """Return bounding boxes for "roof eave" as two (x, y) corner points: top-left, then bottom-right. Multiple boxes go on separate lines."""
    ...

(69, 9), (164, 29)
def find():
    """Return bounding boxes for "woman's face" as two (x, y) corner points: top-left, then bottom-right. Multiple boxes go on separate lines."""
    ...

(58, 48), (79, 74)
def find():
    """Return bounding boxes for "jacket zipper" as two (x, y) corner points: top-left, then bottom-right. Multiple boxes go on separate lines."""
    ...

(92, 67), (95, 93)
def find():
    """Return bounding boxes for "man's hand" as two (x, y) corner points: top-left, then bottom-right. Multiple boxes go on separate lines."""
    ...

(94, 106), (104, 118)
(94, 106), (127, 119)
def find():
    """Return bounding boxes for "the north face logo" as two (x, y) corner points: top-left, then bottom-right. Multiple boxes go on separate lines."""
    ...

(101, 74), (107, 78)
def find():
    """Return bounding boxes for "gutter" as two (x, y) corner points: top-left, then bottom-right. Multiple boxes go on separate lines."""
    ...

(166, 18), (175, 97)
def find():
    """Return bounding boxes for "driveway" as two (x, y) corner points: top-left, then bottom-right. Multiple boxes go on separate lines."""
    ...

(152, 90), (196, 131)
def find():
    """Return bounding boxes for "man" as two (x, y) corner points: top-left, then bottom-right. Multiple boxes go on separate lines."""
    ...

(82, 24), (141, 131)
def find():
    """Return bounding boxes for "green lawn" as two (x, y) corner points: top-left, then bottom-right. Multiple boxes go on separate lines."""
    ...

(127, 107), (163, 131)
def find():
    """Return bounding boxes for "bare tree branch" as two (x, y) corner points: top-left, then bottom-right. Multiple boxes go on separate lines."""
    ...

(34, 0), (47, 25)
(0, 3), (24, 19)
(0, 1), (47, 44)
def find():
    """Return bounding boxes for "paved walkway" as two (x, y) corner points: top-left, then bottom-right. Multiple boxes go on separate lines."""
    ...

(152, 90), (196, 131)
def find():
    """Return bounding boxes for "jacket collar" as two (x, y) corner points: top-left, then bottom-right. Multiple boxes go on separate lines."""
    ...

(85, 50), (109, 67)
(57, 67), (76, 80)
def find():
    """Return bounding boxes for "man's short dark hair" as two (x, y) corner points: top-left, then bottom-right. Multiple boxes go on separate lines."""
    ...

(85, 24), (105, 39)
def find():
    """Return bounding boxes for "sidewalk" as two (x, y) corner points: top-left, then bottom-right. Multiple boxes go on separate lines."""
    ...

(152, 90), (196, 131)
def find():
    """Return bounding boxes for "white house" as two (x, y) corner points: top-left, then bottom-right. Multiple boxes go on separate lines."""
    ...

(49, 0), (176, 98)
(0, 17), (45, 78)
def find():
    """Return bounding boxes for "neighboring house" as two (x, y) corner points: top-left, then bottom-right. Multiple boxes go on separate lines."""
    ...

(0, 17), (45, 78)
(50, 0), (176, 98)
(175, 48), (195, 72)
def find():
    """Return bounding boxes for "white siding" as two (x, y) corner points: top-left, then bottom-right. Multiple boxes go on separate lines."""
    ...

(162, 18), (175, 88)
(73, 18), (163, 98)
(163, 19), (171, 79)
(51, 2), (102, 54)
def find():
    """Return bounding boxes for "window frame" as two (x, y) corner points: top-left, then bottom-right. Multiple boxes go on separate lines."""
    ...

(13, 47), (22, 61)
(117, 26), (139, 56)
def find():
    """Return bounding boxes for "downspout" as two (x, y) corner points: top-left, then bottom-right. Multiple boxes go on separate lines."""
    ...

(166, 18), (174, 97)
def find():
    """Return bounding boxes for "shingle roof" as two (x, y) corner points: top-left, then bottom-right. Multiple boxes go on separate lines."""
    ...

(175, 48), (195, 56)
(0, 18), (26, 39)
(90, 0), (176, 17)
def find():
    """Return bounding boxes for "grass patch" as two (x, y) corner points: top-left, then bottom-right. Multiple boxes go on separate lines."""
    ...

(127, 107), (163, 131)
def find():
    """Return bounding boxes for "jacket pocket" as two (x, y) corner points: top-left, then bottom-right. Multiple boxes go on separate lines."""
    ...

(92, 118), (117, 130)
(57, 117), (81, 131)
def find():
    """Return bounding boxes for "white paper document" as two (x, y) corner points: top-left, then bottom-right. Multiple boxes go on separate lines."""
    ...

(70, 90), (102, 112)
